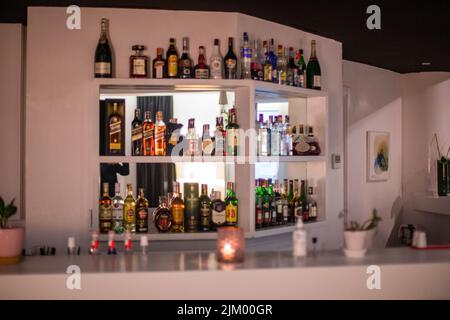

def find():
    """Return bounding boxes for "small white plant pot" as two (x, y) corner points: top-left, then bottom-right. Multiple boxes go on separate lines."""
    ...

(344, 230), (368, 251)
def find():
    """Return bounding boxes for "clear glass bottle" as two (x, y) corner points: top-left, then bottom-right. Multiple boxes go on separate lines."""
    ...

(251, 39), (263, 81)
(185, 118), (199, 156)
(111, 182), (124, 234)
(154, 111), (166, 156)
(213, 116), (226, 156)
(270, 115), (281, 156)
(257, 114), (269, 156)
(202, 124), (214, 156)
(129, 45), (148, 78)
(241, 32), (252, 79)
(210, 39), (223, 79)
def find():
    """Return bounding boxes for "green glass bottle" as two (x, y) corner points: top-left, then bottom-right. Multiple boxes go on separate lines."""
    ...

(225, 182), (238, 226)
(184, 183), (200, 232)
(255, 179), (263, 229)
(261, 179), (271, 227)
(288, 180), (295, 224)
(306, 40), (321, 90)
(199, 184), (212, 231)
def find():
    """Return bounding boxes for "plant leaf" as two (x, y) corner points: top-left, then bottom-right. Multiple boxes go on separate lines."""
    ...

(0, 197), (4, 214)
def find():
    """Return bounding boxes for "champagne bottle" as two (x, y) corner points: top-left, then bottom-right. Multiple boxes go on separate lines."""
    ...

(94, 18), (112, 78)
(306, 40), (321, 90)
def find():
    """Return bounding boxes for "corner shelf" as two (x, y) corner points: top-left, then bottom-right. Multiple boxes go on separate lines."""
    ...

(413, 195), (450, 216)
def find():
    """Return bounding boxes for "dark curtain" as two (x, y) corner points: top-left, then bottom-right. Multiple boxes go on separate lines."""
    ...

(99, 100), (108, 156)
(136, 96), (176, 207)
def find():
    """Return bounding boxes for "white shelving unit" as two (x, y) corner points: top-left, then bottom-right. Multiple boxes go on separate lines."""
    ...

(95, 79), (328, 241)
(413, 195), (450, 216)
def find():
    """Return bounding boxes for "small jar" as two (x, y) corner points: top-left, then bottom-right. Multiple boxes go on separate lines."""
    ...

(130, 45), (148, 78)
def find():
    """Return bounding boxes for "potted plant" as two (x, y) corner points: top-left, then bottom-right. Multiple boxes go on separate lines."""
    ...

(343, 209), (381, 258)
(0, 196), (24, 264)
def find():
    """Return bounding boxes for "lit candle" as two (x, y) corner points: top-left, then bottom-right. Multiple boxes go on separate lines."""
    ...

(216, 226), (244, 263)
(221, 242), (236, 261)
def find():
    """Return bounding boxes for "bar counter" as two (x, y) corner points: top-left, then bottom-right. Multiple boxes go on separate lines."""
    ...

(1, 248), (450, 299)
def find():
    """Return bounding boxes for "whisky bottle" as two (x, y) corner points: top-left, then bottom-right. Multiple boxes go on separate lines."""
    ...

(274, 179), (283, 225)
(305, 126), (321, 155)
(224, 37), (237, 79)
(276, 45), (287, 85)
(263, 41), (272, 82)
(123, 184), (136, 233)
(194, 46), (210, 79)
(308, 185), (318, 221)
(179, 37), (193, 79)
(154, 111), (166, 156)
(267, 179), (277, 226)
(111, 182), (124, 234)
(226, 108), (239, 156)
(184, 183), (200, 232)
(281, 180), (289, 224)
(286, 47), (297, 86)
(293, 179), (302, 222)
(154, 196), (173, 232)
(108, 102), (122, 155)
(306, 40), (321, 90)
(225, 182), (238, 226)
(131, 108), (143, 156)
(288, 180), (295, 224)
(257, 114), (269, 156)
(99, 182), (112, 233)
(213, 116), (226, 156)
(211, 191), (226, 230)
(199, 184), (212, 231)
(94, 18), (112, 78)
(142, 111), (155, 156)
(296, 49), (307, 88)
(167, 38), (179, 78)
(129, 45), (148, 78)
(210, 39), (223, 79)
(261, 179), (271, 227)
(185, 118), (199, 156)
(241, 32), (251, 79)
(255, 179), (263, 229)
(293, 124), (310, 155)
(136, 188), (149, 233)
(153, 48), (166, 79)
(300, 180), (309, 222)
(201, 124), (214, 156)
(171, 182), (185, 233)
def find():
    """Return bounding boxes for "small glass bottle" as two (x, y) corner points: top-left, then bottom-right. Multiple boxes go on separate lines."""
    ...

(211, 191), (226, 230)
(202, 124), (214, 156)
(185, 118), (199, 156)
(194, 46), (210, 79)
(154, 111), (166, 156)
(152, 48), (166, 79)
(154, 196), (173, 232)
(129, 45), (148, 78)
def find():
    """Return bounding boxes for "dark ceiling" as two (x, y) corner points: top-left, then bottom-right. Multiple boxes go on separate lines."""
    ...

(1, 0), (449, 73)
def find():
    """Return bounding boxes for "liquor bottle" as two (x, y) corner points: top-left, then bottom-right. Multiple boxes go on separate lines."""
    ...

(135, 188), (149, 233)
(129, 45), (148, 78)
(241, 32), (252, 79)
(306, 40), (321, 90)
(211, 191), (226, 230)
(199, 184), (212, 231)
(213, 116), (226, 156)
(224, 37), (237, 79)
(268, 39), (278, 83)
(280, 116), (288, 156)
(281, 180), (289, 223)
(154, 196), (172, 232)
(111, 182), (125, 234)
(123, 184), (136, 233)
(276, 45), (287, 85)
(153, 48), (166, 79)
(142, 111), (155, 156)
(257, 114), (269, 156)
(288, 180), (295, 223)
(94, 18), (112, 78)
(171, 182), (185, 233)
(194, 46), (210, 79)
(226, 108), (239, 156)
(274, 179), (283, 224)
(296, 49), (307, 88)
(255, 179), (263, 229)
(201, 124), (214, 156)
(286, 47), (297, 86)
(154, 111), (167, 156)
(225, 182), (238, 226)
(251, 39), (263, 81)
(184, 183), (200, 232)
(108, 102), (122, 155)
(293, 124), (310, 155)
(261, 179), (271, 227)
(285, 117), (294, 156)
(308, 185), (318, 221)
(270, 115), (280, 156)
(185, 118), (199, 156)
(179, 37), (193, 79)
(131, 108), (143, 156)
(99, 182), (112, 233)
(166, 38), (179, 78)
(300, 180), (309, 222)
(210, 39), (223, 79)
(267, 179), (277, 225)
(305, 126), (321, 155)
(263, 41), (272, 82)
(293, 179), (302, 221)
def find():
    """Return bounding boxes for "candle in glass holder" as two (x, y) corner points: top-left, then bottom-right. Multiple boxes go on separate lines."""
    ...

(216, 226), (244, 263)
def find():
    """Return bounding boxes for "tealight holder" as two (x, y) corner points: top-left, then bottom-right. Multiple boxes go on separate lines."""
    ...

(216, 226), (244, 263)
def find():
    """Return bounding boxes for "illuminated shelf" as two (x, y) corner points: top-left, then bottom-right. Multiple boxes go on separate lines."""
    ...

(252, 220), (324, 238)
(98, 232), (219, 242)
(256, 155), (326, 163)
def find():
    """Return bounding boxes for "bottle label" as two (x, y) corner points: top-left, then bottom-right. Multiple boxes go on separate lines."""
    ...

(225, 59), (237, 78)
(264, 65), (272, 81)
(156, 212), (172, 232)
(195, 68), (209, 79)
(95, 62), (111, 75)
(227, 129), (239, 155)
(243, 47), (252, 59)
(168, 55), (178, 76)
(256, 208), (263, 225)
(214, 131), (225, 156)
(137, 208), (148, 232)
(171, 207), (184, 225)
(99, 205), (112, 220)
(154, 127), (166, 155)
(263, 202), (270, 223)
(226, 204), (238, 224)
(202, 139), (214, 156)
(212, 209), (226, 225)
(109, 120), (121, 151)
(132, 58), (146, 76)
(112, 203), (123, 220)
(313, 75), (321, 88)
(283, 205), (289, 220)
(154, 61), (165, 78)
(132, 126), (143, 142)
(210, 58), (223, 78)
(294, 206), (302, 218)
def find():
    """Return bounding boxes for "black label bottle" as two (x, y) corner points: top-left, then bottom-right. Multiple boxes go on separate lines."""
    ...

(131, 108), (143, 156)
(224, 37), (237, 79)
(179, 37), (193, 79)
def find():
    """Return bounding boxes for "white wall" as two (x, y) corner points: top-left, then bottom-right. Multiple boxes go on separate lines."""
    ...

(343, 60), (402, 247)
(0, 24), (24, 221)
(400, 72), (450, 244)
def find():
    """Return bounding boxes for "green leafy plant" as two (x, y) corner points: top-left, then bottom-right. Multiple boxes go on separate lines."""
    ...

(345, 209), (382, 231)
(0, 196), (18, 228)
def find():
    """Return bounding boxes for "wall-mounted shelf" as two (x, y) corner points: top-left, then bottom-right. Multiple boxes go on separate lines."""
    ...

(413, 195), (450, 216)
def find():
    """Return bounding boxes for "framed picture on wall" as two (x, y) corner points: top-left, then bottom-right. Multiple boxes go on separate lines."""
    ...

(367, 131), (390, 181)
